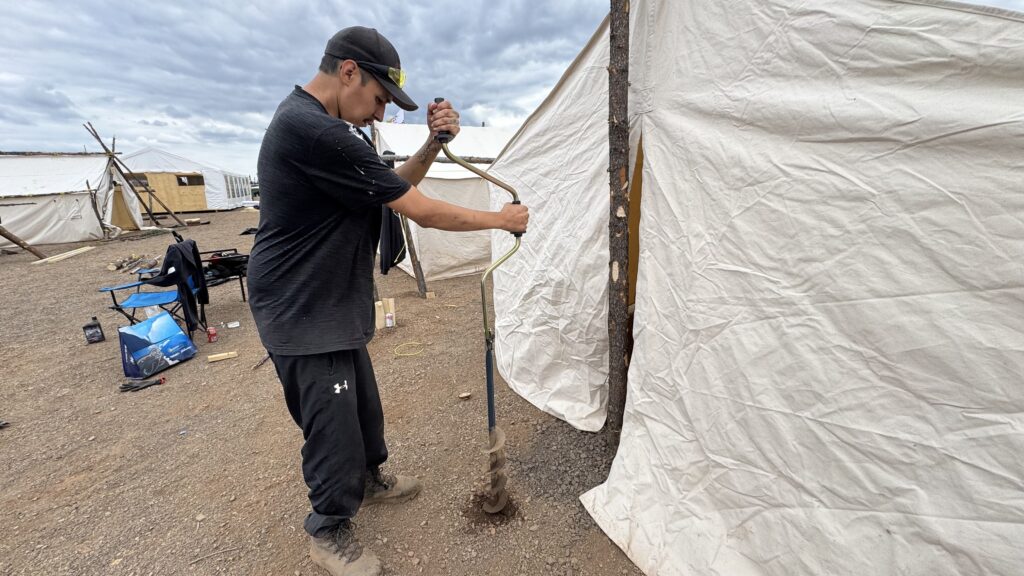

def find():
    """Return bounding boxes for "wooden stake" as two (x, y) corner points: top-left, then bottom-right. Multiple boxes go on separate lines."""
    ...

(0, 224), (47, 260)
(207, 351), (238, 363)
(606, 0), (631, 440)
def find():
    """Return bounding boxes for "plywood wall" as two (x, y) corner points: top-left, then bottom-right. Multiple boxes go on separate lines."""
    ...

(110, 185), (140, 230)
(138, 172), (208, 213)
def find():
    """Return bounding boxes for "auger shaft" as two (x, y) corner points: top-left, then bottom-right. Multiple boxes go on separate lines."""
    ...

(434, 100), (520, 513)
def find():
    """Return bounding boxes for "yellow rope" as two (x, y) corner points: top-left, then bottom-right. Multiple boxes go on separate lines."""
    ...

(393, 342), (425, 357)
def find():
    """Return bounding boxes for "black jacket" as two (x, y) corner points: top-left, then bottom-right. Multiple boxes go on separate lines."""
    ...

(147, 234), (209, 334)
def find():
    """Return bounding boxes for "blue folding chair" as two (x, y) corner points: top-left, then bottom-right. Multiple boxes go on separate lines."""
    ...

(99, 233), (209, 337)
(99, 275), (204, 334)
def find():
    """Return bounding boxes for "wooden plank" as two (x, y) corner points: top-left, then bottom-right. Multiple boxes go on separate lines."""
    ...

(29, 246), (94, 265)
(207, 351), (238, 363)
(375, 301), (385, 329)
(144, 173), (208, 213)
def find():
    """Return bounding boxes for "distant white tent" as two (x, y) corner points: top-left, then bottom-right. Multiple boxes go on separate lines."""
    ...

(0, 153), (143, 247)
(488, 0), (1024, 574)
(121, 147), (251, 211)
(374, 123), (516, 281)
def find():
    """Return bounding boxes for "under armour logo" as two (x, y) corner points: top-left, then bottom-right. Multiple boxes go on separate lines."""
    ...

(334, 381), (349, 394)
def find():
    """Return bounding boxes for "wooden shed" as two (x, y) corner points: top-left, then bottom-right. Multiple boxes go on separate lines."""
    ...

(121, 147), (251, 213)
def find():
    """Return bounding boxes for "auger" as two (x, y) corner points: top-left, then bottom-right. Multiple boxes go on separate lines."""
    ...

(434, 98), (520, 513)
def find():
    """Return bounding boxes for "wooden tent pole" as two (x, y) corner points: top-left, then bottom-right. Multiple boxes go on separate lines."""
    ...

(83, 124), (160, 225)
(374, 128), (430, 298)
(606, 0), (631, 440)
(379, 154), (495, 165)
(0, 221), (47, 259)
(85, 179), (107, 238)
(400, 215), (429, 298)
(84, 123), (187, 227)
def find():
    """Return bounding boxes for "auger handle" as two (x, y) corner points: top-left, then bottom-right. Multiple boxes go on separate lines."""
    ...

(430, 101), (523, 239)
(433, 97), (453, 144)
(510, 200), (522, 238)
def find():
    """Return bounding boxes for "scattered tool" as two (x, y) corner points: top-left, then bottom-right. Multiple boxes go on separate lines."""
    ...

(119, 377), (165, 393)
(436, 97), (521, 514)
(251, 353), (271, 371)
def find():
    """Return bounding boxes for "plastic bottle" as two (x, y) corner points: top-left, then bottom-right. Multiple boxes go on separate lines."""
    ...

(83, 317), (105, 344)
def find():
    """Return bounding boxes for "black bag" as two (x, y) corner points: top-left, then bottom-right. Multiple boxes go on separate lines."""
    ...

(379, 207), (406, 275)
(204, 252), (249, 286)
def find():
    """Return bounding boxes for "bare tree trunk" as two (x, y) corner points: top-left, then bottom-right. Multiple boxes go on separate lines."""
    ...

(606, 0), (631, 441)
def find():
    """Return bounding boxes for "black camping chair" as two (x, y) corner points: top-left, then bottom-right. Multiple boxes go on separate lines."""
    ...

(201, 249), (249, 302)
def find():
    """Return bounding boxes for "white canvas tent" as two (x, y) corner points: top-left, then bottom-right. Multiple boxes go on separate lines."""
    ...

(487, 1), (1024, 574)
(121, 147), (251, 210)
(0, 153), (143, 247)
(374, 123), (516, 281)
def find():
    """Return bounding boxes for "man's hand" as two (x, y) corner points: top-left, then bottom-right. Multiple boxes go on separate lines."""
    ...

(388, 187), (530, 235)
(500, 202), (529, 234)
(428, 99), (460, 141)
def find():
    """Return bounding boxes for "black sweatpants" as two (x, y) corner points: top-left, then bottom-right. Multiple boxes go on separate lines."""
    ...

(271, 346), (388, 536)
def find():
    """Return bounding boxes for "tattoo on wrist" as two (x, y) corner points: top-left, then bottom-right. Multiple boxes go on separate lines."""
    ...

(417, 142), (441, 164)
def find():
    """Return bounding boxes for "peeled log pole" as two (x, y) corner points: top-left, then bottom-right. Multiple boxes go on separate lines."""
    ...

(400, 214), (429, 298)
(606, 0), (630, 440)
(0, 223), (47, 260)
(380, 154), (494, 165)
(84, 123), (187, 228)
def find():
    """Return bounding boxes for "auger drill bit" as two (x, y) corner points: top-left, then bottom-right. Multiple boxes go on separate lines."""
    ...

(434, 97), (521, 514)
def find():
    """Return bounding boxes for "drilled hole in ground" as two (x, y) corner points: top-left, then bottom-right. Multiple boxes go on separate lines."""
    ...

(462, 488), (520, 530)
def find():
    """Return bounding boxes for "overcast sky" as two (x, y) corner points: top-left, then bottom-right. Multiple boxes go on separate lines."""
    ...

(1, 0), (1021, 177)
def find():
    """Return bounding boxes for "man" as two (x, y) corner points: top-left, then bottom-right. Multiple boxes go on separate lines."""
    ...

(247, 26), (528, 576)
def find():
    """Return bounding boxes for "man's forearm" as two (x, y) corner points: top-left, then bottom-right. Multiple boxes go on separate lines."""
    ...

(393, 140), (442, 185)
(412, 198), (503, 232)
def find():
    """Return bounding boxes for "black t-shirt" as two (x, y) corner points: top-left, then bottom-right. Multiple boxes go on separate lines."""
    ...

(248, 87), (410, 355)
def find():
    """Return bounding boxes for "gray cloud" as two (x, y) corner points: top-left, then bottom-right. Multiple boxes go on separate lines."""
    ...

(0, 0), (606, 174)
(0, 0), (1020, 174)
(163, 106), (191, 119)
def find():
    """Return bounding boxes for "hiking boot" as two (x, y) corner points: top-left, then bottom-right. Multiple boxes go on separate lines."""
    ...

(309, 521), (382, 576)
(363, 469), (422, 506)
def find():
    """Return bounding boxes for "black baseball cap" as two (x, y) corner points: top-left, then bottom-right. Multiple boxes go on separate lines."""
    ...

(324, 26), (418, 112)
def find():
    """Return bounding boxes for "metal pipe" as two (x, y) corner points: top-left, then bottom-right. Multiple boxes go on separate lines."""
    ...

(439, 141), (521, 342)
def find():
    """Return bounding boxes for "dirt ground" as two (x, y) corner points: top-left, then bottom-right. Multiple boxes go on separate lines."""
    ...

(0, 209), (641, 576)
